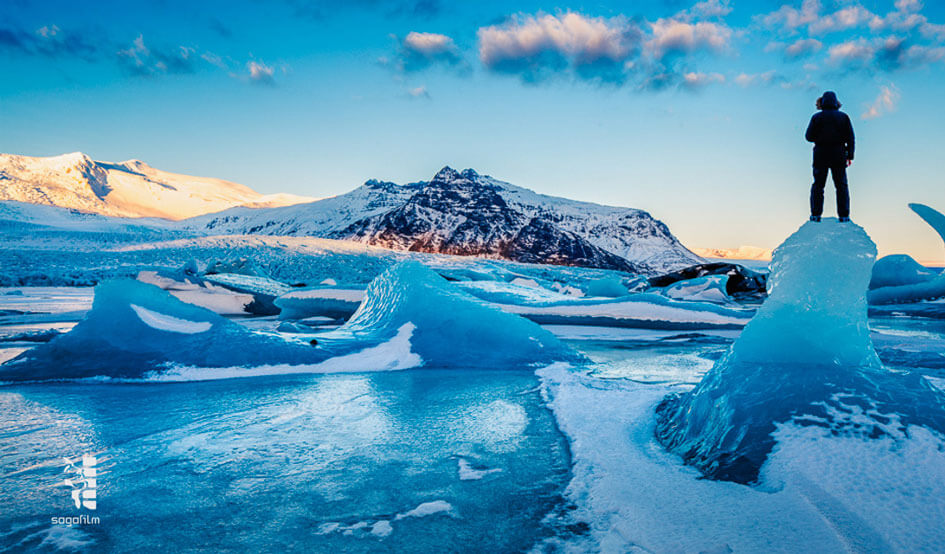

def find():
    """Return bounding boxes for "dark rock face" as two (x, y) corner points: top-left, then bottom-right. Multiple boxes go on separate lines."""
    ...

(502, 218), (638, 272)
(339, 167), (647, 272)
(341, 168), (523, 256)
(648, 262), (768, 296)
(192, 165), (702, 274)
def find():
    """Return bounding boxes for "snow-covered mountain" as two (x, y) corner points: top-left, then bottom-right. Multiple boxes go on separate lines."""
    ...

(190, 167), (702, 273)
(0, 152), (315, 220)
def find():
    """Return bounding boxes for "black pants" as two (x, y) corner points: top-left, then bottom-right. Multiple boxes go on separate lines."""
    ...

(810, 164), (849, 218)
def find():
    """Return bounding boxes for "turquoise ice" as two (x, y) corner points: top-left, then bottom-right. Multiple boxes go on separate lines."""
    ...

(655, 219), (945, 483)
(1, 261), (581, 381)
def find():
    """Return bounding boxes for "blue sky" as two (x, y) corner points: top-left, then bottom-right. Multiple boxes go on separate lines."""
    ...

(2, 0), (945, 261)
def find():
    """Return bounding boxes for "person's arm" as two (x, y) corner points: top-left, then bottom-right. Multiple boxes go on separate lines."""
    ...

(805, 114), (818, 143)
(845, 114), (855, 161)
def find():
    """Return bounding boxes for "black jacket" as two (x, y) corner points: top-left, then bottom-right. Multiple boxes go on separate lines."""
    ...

(805, 91), (855, 167)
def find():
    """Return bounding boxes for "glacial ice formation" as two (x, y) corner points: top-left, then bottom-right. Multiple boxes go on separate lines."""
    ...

(320, 261), (583, 368)
(867, 203), (945, 305)
(492, 293), (751, 329)
(453, 277), (749, 328)
(1, 262), (580, 380)
(655, 219), (945, 483)
(583, 277), (630, 297)
(869, 255), (936, 289)
(137, 271), (254, 315)
(660, 275), (733, 304)
(0, 280), (333, 380)
(275, 286), (366, 320)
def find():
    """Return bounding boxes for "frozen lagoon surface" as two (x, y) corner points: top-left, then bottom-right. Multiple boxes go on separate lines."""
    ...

(3, 225), (945, 551)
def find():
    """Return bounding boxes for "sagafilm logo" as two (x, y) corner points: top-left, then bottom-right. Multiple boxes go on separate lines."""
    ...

(62, 454), (97, 510)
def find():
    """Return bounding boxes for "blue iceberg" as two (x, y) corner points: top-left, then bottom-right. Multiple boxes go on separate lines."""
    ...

(868, 204), (945, 305)
(321, 261), (583, 369)
(869, 255), (937, 290)
(1, 262), (580, 381)
(274, 286), (366, 320)
(660, 275), (734, 304)
(655, 219), (945, 484)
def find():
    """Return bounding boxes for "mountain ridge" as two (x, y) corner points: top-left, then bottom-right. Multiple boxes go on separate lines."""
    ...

(0, 152), (316, 220)
(188, 165), (702, 273)
(1, 152), (702, 273)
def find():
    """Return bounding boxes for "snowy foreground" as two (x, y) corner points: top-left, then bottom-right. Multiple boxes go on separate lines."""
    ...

(2, 217), (945, 552)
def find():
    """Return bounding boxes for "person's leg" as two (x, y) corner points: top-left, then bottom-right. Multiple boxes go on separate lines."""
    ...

(831, 165), (850, 218)
(810, 165), (828, 218)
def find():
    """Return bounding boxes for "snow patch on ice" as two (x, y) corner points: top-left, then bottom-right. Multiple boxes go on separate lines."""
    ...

(395, 500), (455, 520)
(141, 323), (421, 382)
(130, 304), (212, 334)
(457, 458), (503, 480)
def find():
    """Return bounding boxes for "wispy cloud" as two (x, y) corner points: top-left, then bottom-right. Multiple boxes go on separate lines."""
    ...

(0, 23), (99, 60)
(785, 38), (822, 58)
(828, 36), (945, 71)
(118, 35), (195, 76)
(862, 84), (900, 119)
(681, 71), (725, 89)
(407, 85), (431, 99)
(246, 60), (276, 85)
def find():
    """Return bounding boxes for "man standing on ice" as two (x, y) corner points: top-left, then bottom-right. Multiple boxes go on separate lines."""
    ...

(805, 91), (855, 222)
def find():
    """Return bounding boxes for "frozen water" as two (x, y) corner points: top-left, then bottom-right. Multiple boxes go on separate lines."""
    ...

(869, 254), (937, 289)
(0, 280), (335, 380)
(275, 286), (366, 320)
(867, 203), (945, 304)
(655, 219), (945, 483)
(660, 274), (733, 304)
(1, 369), (569, 552)
(137, 270), (254, 315)
(1, 262), (581, 381)
(320, 261), (583, 369)
(495, 292), (752, 329)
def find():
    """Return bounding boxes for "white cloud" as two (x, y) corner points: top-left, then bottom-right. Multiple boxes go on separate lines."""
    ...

(828, 36), (945, 69)
(827, 39), (877, 63)
(862, 84), (900, 119)
(681, 71), (725, 88)
(680, 0), (733, 21)
(734, 70), (780, 87)
(407, 85), (430, 99)
(646, 18), (732, 59)
(785, 38), (823, 58)
(808, 5), (874, 34)
(404, 31), (456, 55)
(247, 60), (275, 84)
(478, 12), (638, 69)
(35, 25), (60, 39)
(757, 0), (821, 32)
(396, 31), (463, 72)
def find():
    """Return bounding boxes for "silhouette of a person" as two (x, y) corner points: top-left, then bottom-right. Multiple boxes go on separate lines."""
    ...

(805, 91), (855, 222)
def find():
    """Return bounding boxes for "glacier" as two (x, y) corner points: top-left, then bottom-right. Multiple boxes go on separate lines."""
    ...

(655, 219), (945, 483)
(0, 262), (580, 381)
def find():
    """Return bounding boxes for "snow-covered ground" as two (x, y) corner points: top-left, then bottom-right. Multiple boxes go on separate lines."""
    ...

(0, 152), (315, 219)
